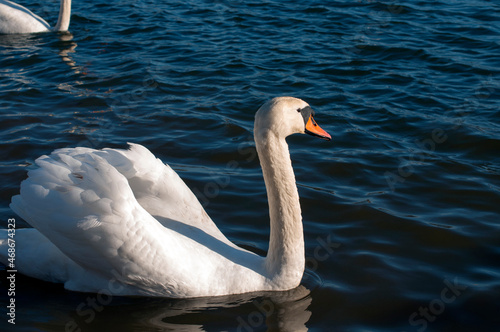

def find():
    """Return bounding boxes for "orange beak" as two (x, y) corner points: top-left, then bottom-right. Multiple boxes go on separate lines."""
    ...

(305, 115), (331, 140)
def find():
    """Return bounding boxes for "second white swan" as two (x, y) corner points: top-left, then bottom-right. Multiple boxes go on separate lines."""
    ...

(0, 0), (71, 34)
(0, 97), (331, 298)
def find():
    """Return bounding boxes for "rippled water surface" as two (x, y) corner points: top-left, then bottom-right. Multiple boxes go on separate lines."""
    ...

(1, 0), (499, 331)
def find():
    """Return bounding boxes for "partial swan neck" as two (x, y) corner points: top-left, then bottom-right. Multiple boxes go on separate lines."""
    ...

(54, 0), (71, 32)
(256, 131), (305, 288)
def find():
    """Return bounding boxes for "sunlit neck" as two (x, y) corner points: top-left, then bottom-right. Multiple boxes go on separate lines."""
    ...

(53, 0), (72, 32)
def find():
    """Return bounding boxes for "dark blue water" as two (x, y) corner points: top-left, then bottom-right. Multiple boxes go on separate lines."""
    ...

(1, 0), (499, 331)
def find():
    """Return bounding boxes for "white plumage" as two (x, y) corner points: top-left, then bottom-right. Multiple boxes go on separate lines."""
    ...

(0, 0), (71, 34)
(0, 97), (331, 298)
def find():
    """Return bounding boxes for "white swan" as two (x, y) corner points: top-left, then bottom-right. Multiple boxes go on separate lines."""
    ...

(0, 97), (331, 298)
(0, 0), (71, 34)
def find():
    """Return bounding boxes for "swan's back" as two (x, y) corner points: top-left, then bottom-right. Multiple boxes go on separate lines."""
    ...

(7, 143), (266, 296)
(0, 0), (50, 34)
(13, 143), (233, 245)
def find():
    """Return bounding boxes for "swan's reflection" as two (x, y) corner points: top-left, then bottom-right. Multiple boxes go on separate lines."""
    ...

(33, 285), (312, 331)
(0, 32), (41, 47)
(117, 286), (310, 331)
(57, 32), (78, 71)
(0, 31), (80, 85)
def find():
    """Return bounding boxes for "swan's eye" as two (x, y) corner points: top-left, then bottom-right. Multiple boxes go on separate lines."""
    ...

(297, 108), (301, 113)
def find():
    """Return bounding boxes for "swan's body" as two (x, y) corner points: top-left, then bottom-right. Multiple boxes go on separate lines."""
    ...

(0, 0), (71, 34)
(0, 97), (331, 297)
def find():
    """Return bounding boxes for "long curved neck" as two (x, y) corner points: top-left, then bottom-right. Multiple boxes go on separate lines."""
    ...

(54, 0), (71, 31)
(256, 131), (305, 287)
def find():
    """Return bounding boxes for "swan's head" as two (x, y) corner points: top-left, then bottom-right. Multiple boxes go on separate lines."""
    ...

(254, 97), (331, 141)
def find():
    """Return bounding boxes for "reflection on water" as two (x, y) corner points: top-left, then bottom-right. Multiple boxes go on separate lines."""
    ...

(0, 267), (311, 331)
(57, 32), (79, 73)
